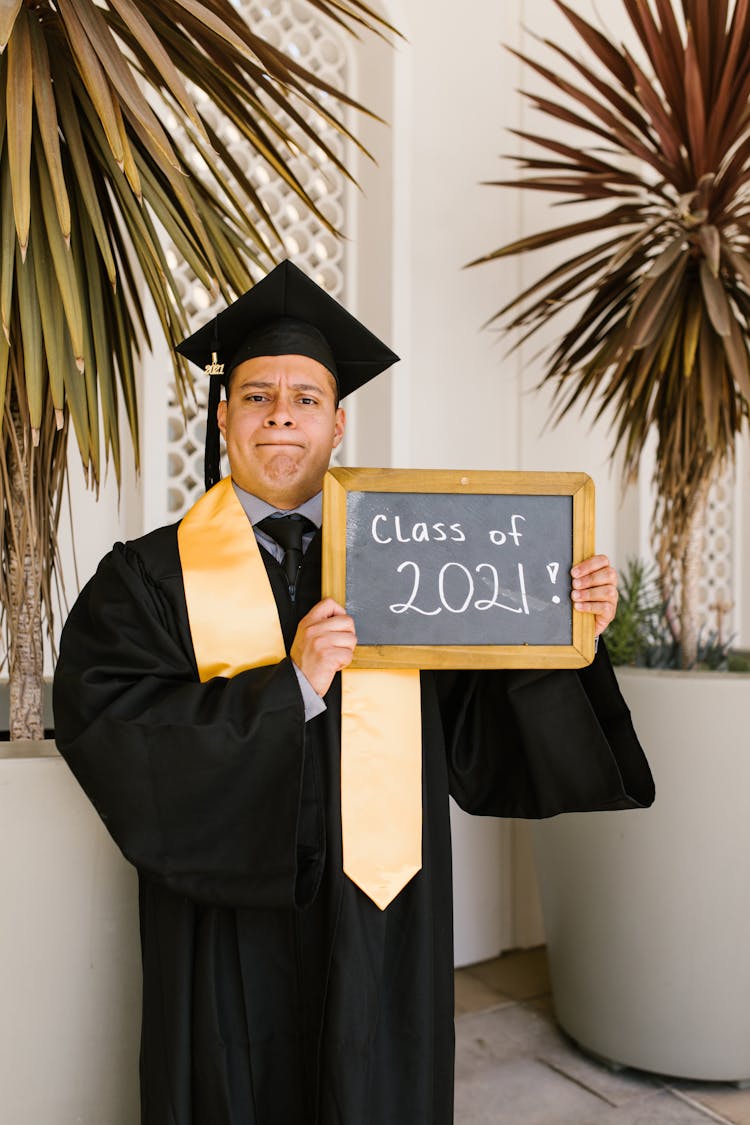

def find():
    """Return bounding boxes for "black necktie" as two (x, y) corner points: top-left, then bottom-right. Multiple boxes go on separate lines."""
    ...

(255, 513), (316, 599)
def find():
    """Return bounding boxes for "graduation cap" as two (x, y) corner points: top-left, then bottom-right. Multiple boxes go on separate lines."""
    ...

(176, 260), (399, 490)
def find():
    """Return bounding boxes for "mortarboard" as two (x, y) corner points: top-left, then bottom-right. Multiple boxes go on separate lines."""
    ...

(176, 260), (399, 490)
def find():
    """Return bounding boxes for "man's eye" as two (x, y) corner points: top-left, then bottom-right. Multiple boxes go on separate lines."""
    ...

(299, 396), (317, 406)
(245, 394), (267, 402)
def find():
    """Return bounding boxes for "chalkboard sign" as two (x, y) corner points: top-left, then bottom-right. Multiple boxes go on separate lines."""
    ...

(322, 468), (596, 669)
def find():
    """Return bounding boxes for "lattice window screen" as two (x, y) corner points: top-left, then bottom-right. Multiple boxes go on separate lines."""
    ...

(654, 461), (737, 645)
(165, 0), (350, 520)
(699, 466), (736, 645)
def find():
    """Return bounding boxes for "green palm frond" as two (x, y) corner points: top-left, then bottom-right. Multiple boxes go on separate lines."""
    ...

(473, 0), (750, 588)
(0, 0), (395, 737)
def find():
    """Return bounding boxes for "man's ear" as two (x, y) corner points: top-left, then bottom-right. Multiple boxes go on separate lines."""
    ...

(333, 406), (346, 449)
(217, 398), (227, 438)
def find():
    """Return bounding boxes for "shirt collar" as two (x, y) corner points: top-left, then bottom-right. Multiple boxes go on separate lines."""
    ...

(231, 481), (323, 528)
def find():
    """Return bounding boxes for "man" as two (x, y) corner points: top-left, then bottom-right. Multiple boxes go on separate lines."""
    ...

(53, 261), (653, 1125)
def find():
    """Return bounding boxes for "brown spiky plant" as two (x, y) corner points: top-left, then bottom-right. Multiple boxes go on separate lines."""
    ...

(0, 0), (394, 740)
(473, 0), (750, 668)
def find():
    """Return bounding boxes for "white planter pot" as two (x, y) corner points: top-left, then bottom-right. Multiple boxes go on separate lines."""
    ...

(533, 667), (750, 1082)
(0, 741), (141, 1124)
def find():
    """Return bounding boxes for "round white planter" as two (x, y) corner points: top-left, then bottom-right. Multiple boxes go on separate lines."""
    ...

(0, 741), (141, 1124)
(533, 667), (750, 1082)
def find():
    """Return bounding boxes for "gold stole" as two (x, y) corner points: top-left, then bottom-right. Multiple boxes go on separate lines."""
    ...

(178, 477), (422, 910)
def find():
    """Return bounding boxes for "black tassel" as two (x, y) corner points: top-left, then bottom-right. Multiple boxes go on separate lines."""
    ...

(204, 375), (222, 491)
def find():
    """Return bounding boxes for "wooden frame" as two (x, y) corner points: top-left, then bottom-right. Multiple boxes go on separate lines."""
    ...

(322, 467), (596, 670)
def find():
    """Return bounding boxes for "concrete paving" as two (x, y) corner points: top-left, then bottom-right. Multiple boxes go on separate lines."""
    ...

(455, 949), (750, 1124)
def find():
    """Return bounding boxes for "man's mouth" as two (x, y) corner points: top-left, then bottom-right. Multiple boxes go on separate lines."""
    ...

(256, 441), (304, 449)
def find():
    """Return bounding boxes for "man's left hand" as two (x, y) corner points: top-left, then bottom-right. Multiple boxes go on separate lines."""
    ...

(570, 555), (618, 637)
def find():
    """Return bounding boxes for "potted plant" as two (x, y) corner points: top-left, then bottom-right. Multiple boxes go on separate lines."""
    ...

(605, 555), (750, 670)
(473, 0), (750, 1081)
(0, 3), (392, 1120)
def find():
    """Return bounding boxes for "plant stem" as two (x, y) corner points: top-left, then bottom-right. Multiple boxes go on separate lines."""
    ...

(7, 398), (43, 741)
(680, 479), (710, 670)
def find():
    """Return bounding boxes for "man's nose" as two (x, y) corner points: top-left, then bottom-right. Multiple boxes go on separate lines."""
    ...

(265, 398), (295, 426)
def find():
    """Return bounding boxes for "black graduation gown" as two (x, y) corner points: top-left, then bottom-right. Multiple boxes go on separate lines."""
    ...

(52, 522), (653, 1125)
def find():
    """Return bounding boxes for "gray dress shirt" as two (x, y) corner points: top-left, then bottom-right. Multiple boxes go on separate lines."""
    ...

(233, 482), (326, 721)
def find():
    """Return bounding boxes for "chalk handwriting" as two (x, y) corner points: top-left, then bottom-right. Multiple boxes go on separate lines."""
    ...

(371, 514), (466, 545)
(547, 561), (561, 605)
(489, 514), (526, 547)
(389, 561), (532, 616)
(389, 561), (441, 615)
(474, 563), (529, 614)
(345, 489), (575, 647)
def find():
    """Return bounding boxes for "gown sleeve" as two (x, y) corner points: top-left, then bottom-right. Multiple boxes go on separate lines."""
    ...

(439, 640), (655, 818)
(53, 538), (322, 910)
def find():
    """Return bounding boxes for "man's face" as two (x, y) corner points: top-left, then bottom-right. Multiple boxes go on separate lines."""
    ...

(217, 354), (345, 509)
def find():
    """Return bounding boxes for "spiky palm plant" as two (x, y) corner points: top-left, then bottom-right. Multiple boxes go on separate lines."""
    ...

(0, 0), (393, 740)
(473, 0), (750, 668)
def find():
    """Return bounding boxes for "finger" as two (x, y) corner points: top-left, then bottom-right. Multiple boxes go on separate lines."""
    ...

(571, 583), (618, 604)
(301, 630), (358, 662)
(315, 631), (358, 654)
(306, 614), (356, 638)
(571, 555), (613, 580)
(301, 597), (348, 625)
(574, 600), (616, 621)
(572, 566), (617, 591)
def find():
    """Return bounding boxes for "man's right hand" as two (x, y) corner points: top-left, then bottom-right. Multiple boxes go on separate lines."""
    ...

(290, 598), (357, 698)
